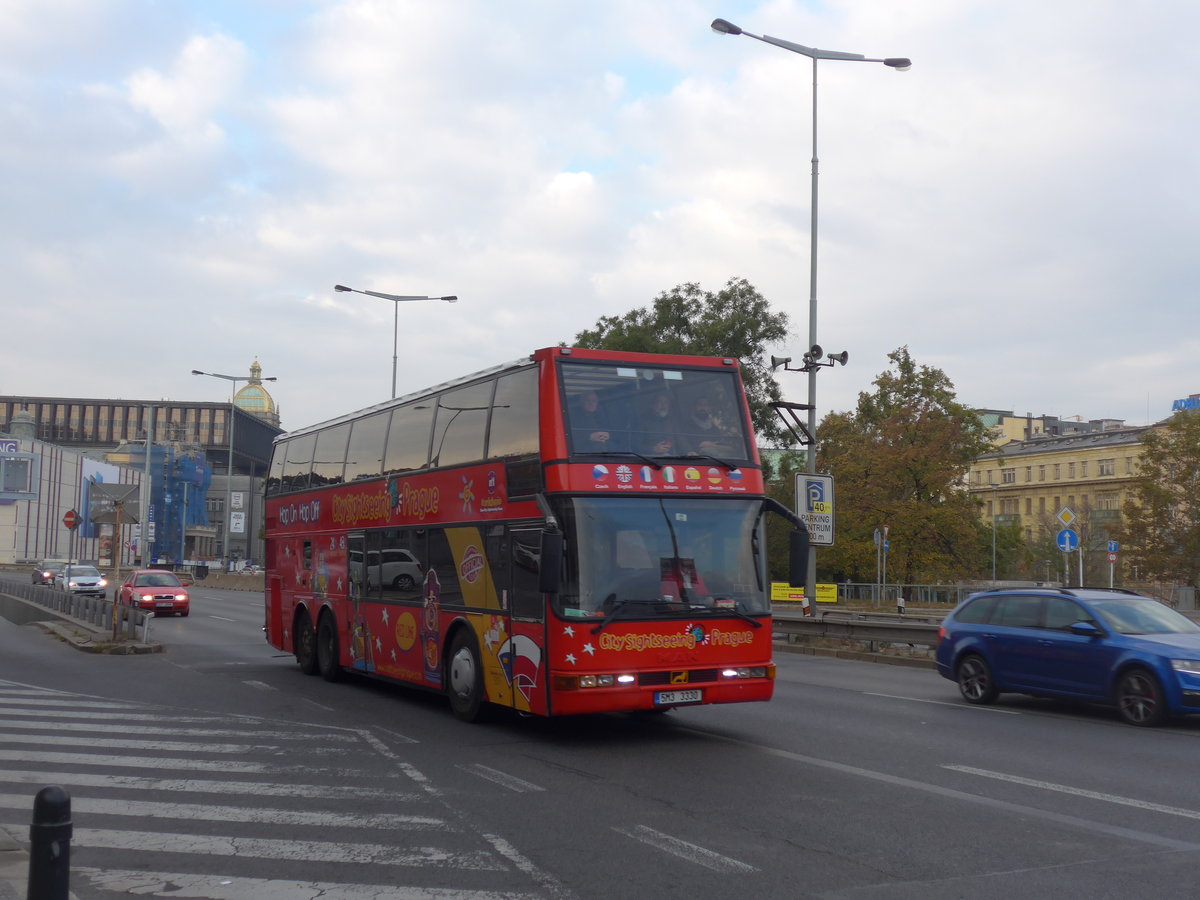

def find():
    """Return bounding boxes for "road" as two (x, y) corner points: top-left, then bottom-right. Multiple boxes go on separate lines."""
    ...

(3, 577), (1200, 898)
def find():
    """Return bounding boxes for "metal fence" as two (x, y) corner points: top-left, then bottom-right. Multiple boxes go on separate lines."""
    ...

(4, 580), (150, 642)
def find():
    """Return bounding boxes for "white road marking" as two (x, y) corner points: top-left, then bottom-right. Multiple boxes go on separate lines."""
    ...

(945, 765), (1200, 821)
(76, 868), (540, 899)
(208, 615), (237, 621)
(243, 680), (276, 690)
(0, 750), (271, 772)
(613, 824), (757, 873)
(0, 719), (350, 739)
(0, 769), (413, 799)
(0, 733), (284, 753)
(459, 764), (546, 793)
(70, 828), (506, 869)
(0, 706), (229, 722)
(0, 792), (449, 829)
(864, 692), (1021, 713)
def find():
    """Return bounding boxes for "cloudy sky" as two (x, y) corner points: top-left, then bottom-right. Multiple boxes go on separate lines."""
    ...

(4, 0), (1198, 437)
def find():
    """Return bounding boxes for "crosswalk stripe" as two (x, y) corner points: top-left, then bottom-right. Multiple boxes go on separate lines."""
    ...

(0, 768), (415, 799)
(0, 750), (272, 772)
(0, 719), (360, 740)
(75, 868), (542, 899)
(0, 793), (451, 829)
(72, 828), (507, 869)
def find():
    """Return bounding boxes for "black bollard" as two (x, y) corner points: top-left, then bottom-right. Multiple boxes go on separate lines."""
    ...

(27, 786), (72, 900)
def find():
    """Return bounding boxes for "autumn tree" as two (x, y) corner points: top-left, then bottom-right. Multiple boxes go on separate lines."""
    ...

(571, 278), (791, 446)
(1117, 411), (1200, 586)
(813, 347), (993, 585)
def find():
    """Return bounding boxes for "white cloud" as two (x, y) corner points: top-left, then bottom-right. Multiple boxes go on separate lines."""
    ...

(2, 0), (1199, 434)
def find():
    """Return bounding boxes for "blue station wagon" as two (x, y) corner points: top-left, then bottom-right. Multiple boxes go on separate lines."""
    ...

(935, 587), (1200, 726)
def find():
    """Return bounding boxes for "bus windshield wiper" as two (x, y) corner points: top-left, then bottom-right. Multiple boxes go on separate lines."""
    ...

(598, 451), (663, 470)
(591, 597), (666, 633)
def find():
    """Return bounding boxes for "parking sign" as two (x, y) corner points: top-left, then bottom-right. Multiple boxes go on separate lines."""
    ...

(794, 473), (835, 546)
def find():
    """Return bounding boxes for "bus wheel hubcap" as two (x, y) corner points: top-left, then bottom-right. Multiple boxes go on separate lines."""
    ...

(451, 648), (475, 697)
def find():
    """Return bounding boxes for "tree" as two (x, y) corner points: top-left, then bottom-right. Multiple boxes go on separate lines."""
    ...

(1117, 411), (1200, 586)
(571, 278), (791, 446)
(814, 347), (993, 585)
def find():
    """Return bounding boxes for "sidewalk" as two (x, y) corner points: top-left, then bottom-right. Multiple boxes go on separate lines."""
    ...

(0, 823), (26, 900)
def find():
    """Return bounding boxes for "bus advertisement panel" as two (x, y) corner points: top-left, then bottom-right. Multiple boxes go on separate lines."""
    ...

(264, 347), (807, 721)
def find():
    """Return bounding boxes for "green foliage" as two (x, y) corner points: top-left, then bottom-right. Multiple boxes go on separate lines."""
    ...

(814, 347), (993, 584)
(572, 278), (791, 446)
(1117, 411), (1200, 586)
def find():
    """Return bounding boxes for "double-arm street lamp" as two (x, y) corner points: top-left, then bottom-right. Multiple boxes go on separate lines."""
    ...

(191, 368), (277, 566)
(712, 17), (909, 610)
(334, 284), (458, 399)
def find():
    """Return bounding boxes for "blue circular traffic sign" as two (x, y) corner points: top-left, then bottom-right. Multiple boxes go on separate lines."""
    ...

(1056, 528), (1079, 553)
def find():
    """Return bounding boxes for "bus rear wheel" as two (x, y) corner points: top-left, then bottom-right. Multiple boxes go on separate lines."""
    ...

(317, 613), (343, 683)
(295, 610), (318, 675)
(447, 629), (486, 722)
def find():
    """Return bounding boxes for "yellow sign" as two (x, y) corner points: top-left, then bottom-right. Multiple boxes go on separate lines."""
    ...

(770, 582), (837, 604)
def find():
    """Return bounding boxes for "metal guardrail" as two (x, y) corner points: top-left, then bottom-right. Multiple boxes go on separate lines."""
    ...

(773, 609), (940, 645)
(2, 579), (149, 641)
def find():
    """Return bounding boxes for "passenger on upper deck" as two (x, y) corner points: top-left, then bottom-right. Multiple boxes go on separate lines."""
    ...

(569, 390), (614, 452)
(636, 392), (691, 456)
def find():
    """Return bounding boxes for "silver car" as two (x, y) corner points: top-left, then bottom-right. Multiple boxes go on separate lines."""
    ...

(55, 565), (109, 598)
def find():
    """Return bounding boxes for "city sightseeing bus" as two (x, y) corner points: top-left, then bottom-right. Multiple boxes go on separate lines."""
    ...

(263, 346), (808, 721)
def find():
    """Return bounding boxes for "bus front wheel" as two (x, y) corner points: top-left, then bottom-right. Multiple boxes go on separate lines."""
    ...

(295, 610), (318, 675)
(317, 613), (343, 683)
(447, 629), (485, 722)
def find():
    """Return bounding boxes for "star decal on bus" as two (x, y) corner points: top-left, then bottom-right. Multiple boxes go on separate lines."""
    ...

(563, 625), (575, 638)
(582, 643), (595, 655)
(565, 653), (577, 665)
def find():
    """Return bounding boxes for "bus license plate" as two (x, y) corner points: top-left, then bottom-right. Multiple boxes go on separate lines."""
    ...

(654, 689), (702, 706)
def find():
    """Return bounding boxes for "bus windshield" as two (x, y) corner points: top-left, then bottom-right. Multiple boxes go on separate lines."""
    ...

(560, 361), (751, 461)
(554, 496), (767, 619)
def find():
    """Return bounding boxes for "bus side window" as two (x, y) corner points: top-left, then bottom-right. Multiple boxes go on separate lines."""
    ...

(510, 529), (544, 621)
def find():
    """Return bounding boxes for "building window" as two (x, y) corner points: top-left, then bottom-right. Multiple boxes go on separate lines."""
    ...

(1025, 466), (1032, 482)
(1080, 460), (1088, 478)
(1097, 492), (1120, 510)
(1038, 465), (1046, 482)
(1054, 464), (1061, 480)
(1002, 469), (1016, 484)
(1068, 462), (1076, 478)
(1125, 457), (1134, 475)
(1038, 497), (1046, 514)
(1098, 458), (1115, 476)
(1025, 497), (1032, 515)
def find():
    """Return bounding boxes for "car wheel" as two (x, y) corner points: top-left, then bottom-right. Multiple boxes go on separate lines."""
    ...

(956, 654), (998, 705)
(394, 573), (415, 590)
(447, 629), (487, 722)
(295, 609), (319, 675)
(1115, 668), (1166, 726)
(316, 613), (343, 683)
(180, 609), (189, 617)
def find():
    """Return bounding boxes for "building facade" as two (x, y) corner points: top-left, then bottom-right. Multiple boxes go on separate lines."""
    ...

(0, 360), (283, 567)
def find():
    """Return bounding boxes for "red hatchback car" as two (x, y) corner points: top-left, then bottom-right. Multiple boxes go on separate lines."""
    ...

(118, 569), (191, 617)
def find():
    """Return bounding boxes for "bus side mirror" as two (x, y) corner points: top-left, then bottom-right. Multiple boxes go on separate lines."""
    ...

(539, 529), (564, 595)
(788, 528), (809, 588)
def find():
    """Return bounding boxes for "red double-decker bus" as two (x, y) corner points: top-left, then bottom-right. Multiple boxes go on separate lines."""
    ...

(263, 346), (807, 721)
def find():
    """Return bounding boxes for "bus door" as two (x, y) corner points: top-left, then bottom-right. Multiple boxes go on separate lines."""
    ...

(503, 526), (550, 716)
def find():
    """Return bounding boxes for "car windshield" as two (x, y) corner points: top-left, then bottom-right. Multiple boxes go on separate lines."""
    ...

(1089, 598), (1200, 635)
(66, 566), (100, 578)
(136, 573), (181, 587)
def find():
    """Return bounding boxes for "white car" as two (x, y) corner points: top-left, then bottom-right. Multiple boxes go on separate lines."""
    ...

(350, 549), (424, 591)
(55, 565), (108, 598)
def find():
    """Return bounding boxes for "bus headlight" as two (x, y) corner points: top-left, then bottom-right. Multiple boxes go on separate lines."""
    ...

(720, 666), (772, 679)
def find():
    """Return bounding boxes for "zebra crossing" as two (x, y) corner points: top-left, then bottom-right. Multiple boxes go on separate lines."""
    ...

(0, 680), (564, 899)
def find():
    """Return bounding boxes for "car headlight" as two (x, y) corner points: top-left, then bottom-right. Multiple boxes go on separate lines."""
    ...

(1171, 659), (1200, 673)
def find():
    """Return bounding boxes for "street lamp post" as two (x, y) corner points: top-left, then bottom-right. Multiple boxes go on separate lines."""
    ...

(334, 284), (457, 399)
(711, 18), (909, 609)
(191, 368), (277, 568)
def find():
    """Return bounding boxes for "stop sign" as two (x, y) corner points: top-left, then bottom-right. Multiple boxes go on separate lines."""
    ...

(62, 509), (79, 530)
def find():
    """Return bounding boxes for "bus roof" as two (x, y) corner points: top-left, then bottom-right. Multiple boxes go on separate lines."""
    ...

(273, 347), (743, 443)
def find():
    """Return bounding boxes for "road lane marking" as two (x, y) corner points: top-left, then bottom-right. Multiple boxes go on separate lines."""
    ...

(459, 764), (546, 793)
(864, 692), (1021, 713)
(944, 765), (1200, 821)
(678, 726), (1200, 851)
(613, 824), (757, 873)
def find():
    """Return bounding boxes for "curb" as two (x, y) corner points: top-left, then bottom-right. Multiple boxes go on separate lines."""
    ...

(32, 620), (162, 655)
